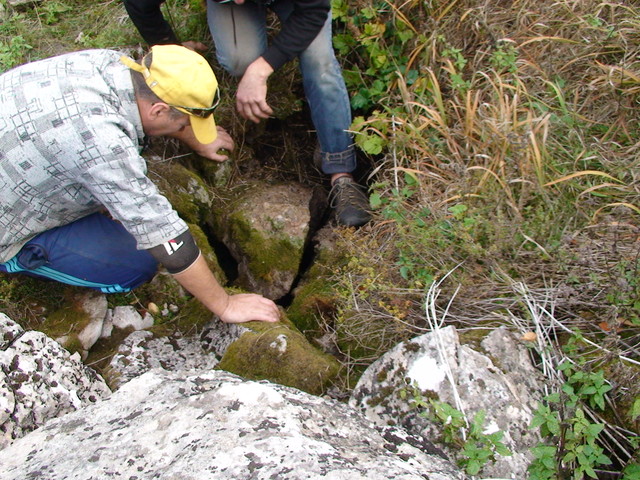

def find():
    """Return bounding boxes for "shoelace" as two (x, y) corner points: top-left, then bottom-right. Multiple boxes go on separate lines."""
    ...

(329, 180), (365, 209)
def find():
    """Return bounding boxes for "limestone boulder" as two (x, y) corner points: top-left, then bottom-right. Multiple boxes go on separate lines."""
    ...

(107, 314), (340, 396)
(0, 369), (467, 480)
(106, 328), (219, 390)
(108, 305), (154, 331)
(0, 313), (21, 350)
(350, 326), (544, 479)
(0, 314), (110, 449)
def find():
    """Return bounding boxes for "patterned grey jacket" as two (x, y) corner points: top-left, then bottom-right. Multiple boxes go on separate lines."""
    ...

(0, 49), (187, 263)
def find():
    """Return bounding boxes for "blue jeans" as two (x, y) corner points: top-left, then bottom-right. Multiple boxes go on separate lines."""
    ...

(0, 213), (158, 293)
(206, 0), (356, 175)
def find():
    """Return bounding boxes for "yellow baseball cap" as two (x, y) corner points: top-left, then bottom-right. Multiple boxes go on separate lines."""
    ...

(121, 45), (219, 144)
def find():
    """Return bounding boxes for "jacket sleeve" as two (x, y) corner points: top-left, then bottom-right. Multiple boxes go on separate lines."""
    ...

(262, 0), (331, 71)
(123, 0), (180, 45)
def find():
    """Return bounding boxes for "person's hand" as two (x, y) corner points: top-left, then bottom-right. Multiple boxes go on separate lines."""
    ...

(192, 126), (235, 162)
(219, 293), (280, 324)
(236, 57), (274, 123)
(181, 40), (208, 52)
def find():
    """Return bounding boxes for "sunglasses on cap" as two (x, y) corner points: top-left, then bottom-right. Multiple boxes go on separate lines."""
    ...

(167, 89), (221, 118)
(211, 0), (235, 3)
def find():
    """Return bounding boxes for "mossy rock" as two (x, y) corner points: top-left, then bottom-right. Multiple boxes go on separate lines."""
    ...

(192, 154), (235, 189)
(216, 316), (341, 396)
(40, 298), (97, 356)
(188, 222), (226, 285)
(150, 158), (213, 225)
(208, 182), (313, 299)
(286, 258), (337, 334)
(287, 226), (347, 333)
(286, 277), (336, 334)
(229, 215), (302, 282)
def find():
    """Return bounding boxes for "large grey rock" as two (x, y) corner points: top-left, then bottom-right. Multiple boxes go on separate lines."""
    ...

(0, 315), (111, 449)
(350, 326), (543, 479)
(107, 329), (220, 389)
(201, 320), (250, 356)
(0, 369), (467, 479)
(106, 320), (249, 389)
(0, 313), (22, 350)
(109, 305), (154, 331)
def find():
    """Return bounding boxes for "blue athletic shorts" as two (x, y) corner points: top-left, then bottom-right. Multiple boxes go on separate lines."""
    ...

(0, 213), (158, 293)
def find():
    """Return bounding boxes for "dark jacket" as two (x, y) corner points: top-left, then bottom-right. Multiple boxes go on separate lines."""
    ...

(123, 0), (330, 71)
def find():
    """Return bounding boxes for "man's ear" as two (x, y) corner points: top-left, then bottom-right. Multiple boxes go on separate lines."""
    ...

(147, 102), (171, 119)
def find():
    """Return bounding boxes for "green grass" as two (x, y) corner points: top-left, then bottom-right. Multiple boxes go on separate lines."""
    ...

(0, 0), (209, 72)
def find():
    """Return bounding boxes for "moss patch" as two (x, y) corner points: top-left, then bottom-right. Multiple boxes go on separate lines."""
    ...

(188, 222), (226, 285)
(40, 299), (94, 355)
(217, 316), (341, 396)
(151, 159), (212, 225)
(227, 209), (302, 279)
(287, 274), (336, 334)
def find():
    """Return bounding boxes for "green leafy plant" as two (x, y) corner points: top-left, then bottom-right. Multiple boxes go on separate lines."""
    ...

(332, 0), (426, 111)
(528, 337), (614, 479)
(427, 400), (511, 475)
(400, 383), (511, 475)
(0, 36), (32, 72)
(490, 41), (519, 73)
(622, 461), (640, 479)
(40, 0), (72, 25)
(440, 42), (471, 93)
(529, 397), (612, 479)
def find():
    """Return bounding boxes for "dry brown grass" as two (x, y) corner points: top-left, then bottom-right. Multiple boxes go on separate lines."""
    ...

(330, 0), (640, 470)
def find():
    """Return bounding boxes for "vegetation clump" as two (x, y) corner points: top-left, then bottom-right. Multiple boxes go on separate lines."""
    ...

(327, 0), (640, 475)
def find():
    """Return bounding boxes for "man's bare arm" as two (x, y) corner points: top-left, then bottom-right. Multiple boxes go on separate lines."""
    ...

(173, 254), (280, 323)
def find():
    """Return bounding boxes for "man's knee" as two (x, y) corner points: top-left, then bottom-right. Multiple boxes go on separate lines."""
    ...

(218, 54), (254, 78)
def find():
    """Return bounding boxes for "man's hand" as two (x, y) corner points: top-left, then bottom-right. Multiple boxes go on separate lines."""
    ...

(220, 293), (280, 324)
(181, 40), (208, 52)
(168, 124), (234, 161)
(236, 57), (274, 123)
(191, 126), (235, 162)
(172, 255), (279, 324)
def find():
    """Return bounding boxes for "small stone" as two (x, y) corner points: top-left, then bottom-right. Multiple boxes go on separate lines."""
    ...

(147, 302), (160, 315)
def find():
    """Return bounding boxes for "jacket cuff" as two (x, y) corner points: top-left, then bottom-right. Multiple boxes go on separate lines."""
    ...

(262, 47), (289, 72)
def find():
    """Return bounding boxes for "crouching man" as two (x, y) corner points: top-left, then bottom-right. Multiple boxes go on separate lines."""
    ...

(0, 45), (279, 324)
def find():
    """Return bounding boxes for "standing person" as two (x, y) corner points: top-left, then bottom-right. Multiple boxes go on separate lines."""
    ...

(0, 45), (280, 324)
(124, 0), (372, 227)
